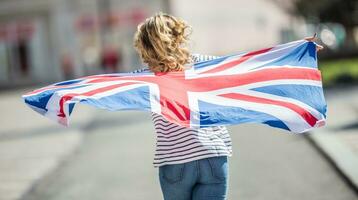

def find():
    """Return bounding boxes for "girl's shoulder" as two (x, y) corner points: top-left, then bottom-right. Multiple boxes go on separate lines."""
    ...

(190, 53), (221, 63)
(130, 67), (151, 74)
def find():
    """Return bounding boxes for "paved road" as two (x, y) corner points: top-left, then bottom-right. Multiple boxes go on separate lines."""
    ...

(22, 110), (358, 200)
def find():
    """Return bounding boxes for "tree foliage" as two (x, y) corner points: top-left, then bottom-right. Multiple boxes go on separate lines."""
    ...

(292, 0), (358, 27)
(272, 0), (358, 48)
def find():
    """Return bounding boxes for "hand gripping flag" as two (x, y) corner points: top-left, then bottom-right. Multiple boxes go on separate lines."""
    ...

(22, 40), (327, 133)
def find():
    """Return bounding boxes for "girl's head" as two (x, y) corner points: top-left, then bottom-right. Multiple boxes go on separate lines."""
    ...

(133, 12), (192, 72)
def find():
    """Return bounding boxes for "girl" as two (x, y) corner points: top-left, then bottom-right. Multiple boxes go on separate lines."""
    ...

(132, 12), (323, 200)
(133, 12), (232, 200)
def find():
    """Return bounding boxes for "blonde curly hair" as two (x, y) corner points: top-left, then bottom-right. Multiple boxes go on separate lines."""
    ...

(133, 12), (192, 72)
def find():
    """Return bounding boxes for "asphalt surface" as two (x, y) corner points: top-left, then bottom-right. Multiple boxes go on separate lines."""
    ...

(22, 110), (358, 200)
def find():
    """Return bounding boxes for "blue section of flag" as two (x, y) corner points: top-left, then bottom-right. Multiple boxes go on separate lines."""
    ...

(263, 42), (317, 68)
(68, 103), (75, 115)
(251, 84), (327, 116)
(24, 93), (50, 112)
(80, 85), (152, 111)
(198, 100), (290, 130)
(24, 85), (88, 110)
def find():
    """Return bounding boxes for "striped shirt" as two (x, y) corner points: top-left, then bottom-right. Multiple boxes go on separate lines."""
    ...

(131, 54), (233, 167)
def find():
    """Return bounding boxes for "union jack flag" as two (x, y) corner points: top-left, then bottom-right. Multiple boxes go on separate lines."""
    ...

(22, 40), (327, 133)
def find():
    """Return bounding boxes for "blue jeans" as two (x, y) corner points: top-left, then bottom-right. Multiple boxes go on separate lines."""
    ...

(158, 156), (229, 200)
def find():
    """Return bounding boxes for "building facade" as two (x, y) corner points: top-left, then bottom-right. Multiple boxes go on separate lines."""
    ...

(0, 0), (166, 87)
(171, 0), (305, 55)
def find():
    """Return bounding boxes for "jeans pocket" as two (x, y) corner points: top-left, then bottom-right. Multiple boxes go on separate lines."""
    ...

(207, 156), (228, 181)
(159, 163), (185, 184)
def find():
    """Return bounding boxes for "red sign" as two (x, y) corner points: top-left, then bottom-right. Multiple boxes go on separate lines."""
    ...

(76, 8), (147, 32)
(0, 22), (34, 41)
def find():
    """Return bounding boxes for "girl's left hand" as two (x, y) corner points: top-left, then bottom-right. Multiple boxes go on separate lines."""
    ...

(304, 33), (324, 52)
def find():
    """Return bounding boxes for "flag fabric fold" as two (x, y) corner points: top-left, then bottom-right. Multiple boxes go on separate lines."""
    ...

(22, 40), (327, 133)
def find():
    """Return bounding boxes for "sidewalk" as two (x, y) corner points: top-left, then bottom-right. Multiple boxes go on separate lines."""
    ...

(0, 88), (96, 200)
(308, 86), (358, 191)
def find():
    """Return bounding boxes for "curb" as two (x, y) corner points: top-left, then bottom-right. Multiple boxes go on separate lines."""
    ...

(307, 131), (358, 194)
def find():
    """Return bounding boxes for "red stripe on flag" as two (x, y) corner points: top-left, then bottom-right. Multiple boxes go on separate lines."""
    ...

(188, 67), (321, 92)
(219, 93), (318, 127)
(199, 47), (273, 74)
(58, 82), (139, 117)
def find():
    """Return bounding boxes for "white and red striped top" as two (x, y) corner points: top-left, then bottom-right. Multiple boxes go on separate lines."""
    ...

(151, 112), (232, 167)
(132, 54), (233, 167)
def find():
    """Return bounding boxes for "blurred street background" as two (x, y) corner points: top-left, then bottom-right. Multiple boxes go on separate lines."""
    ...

(0, 0), (358, 199)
